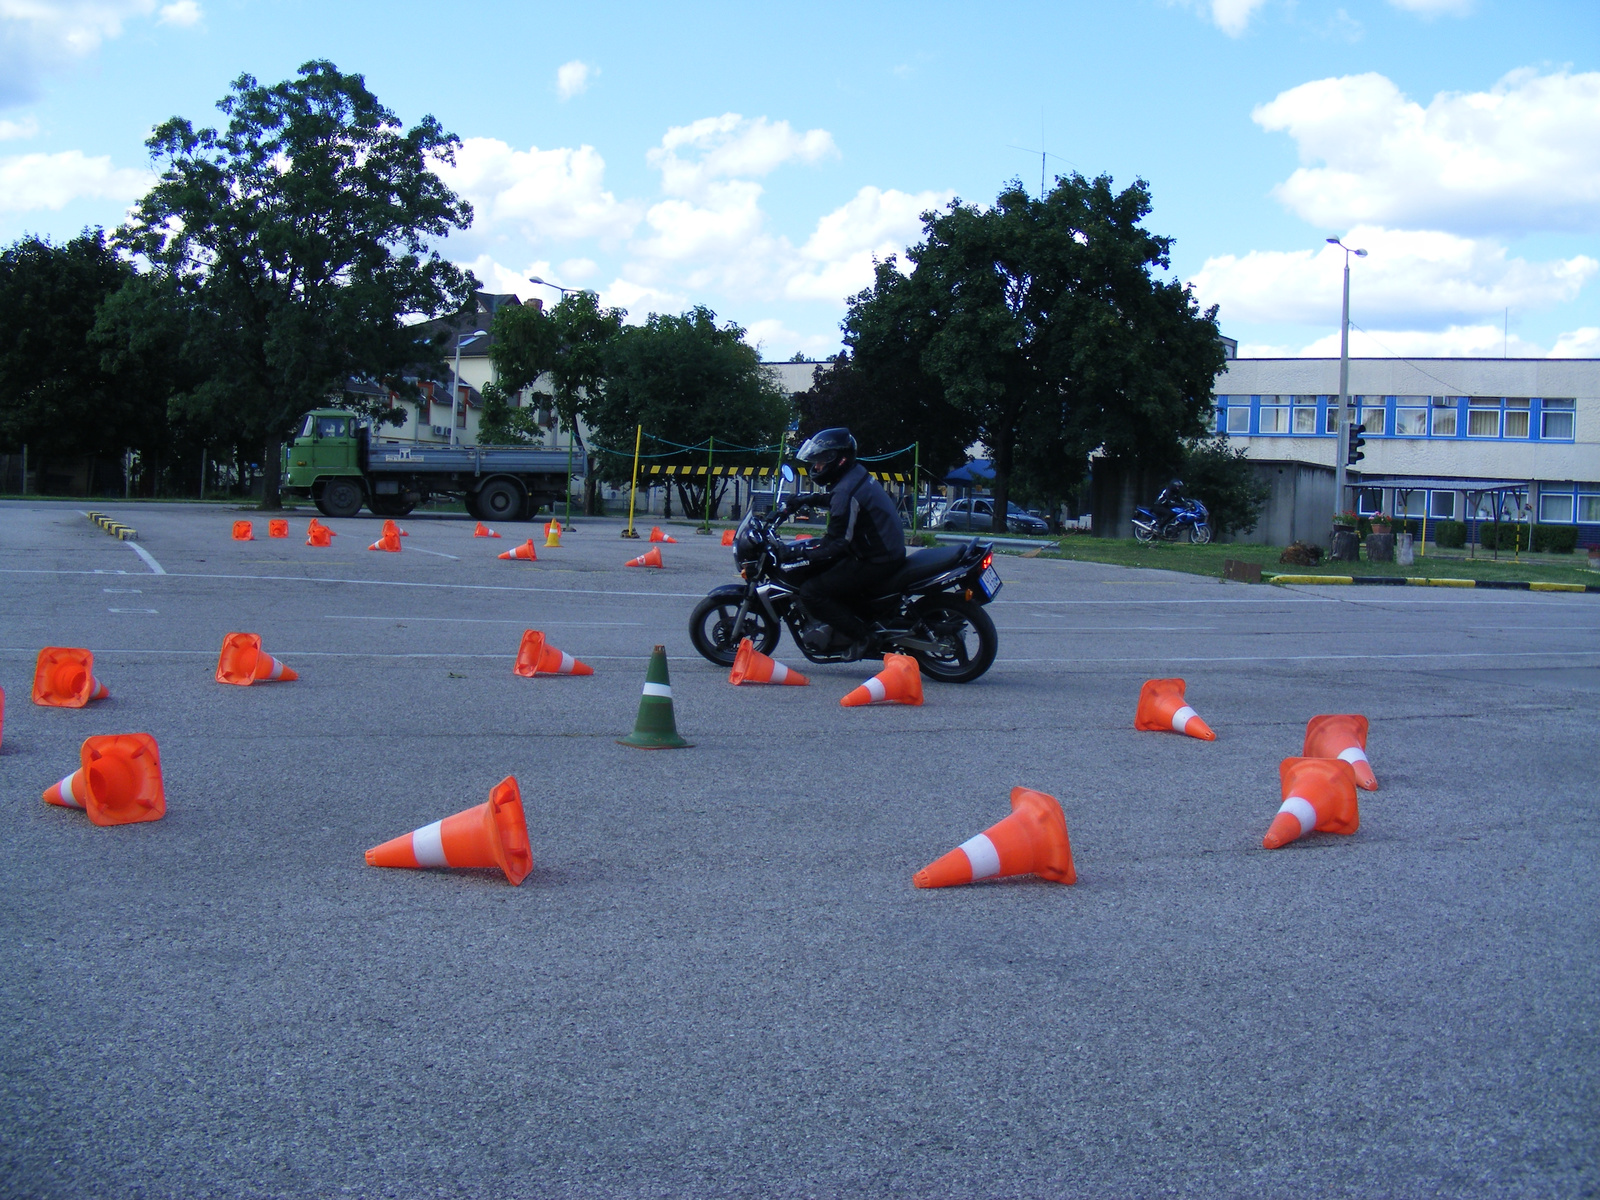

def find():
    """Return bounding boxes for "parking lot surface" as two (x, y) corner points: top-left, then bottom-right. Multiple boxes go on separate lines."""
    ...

(2, 501), (1597, 1198)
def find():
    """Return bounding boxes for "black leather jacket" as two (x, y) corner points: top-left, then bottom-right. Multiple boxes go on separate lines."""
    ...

(798, 462), (906, 566)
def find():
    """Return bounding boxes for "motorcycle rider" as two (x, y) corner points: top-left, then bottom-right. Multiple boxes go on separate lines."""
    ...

(782, 427), (906, 660)
(1152, 478), (1186, 535)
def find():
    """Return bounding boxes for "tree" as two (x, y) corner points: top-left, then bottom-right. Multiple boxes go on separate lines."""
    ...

(117, 60), (476, 509)
(863, 174), (1226, 531)
(588, 307), (791, 517)
(487, 291), (625, 511)
(1180, 434), (1269, 539)
(795, 258), (979, 487)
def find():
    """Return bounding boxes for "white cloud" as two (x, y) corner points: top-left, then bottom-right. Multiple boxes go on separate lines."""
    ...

(435, 137), (641, 243)
(1169, 0), (1270, 37)
(555, 60), (594, 101)
(786, 185), (949, 302)
(157, 0), (200, 25)
(457, 254), (551, 302)
(596, 276), (689, 319)
(745, 317), (833, 359)
(1386, 0), (1471, 15)
(1550, 327), (1600, 358)
(647, 113), (836, 200)
(0, 148), (150, 212)
(557, 257), (597, 282)
(1192, 226), (1597, 329)
(0, 115), (38, 139)
(1242, 325), (1550, 358)
(0, 1), (173, 103)
(1253, 69), (1600, 235)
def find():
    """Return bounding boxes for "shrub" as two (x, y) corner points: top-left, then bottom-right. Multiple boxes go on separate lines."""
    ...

(1533, 525), (1578, 554)
(1181, 435), (1270, 538)
(1431, 520), (1467, 549)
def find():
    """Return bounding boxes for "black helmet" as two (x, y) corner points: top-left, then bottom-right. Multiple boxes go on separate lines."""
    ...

(797, 427), (857, 486)
(1169, 479), (1184, 492)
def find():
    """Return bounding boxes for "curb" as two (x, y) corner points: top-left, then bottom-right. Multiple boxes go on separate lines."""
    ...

(84, 510), (137, 541)
(1267, 573), (1597, 593)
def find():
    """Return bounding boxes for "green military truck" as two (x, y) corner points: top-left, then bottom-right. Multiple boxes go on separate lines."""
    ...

(282, 408), (578, 521)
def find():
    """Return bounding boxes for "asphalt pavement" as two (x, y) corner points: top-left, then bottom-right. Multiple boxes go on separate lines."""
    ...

(1, 500), (1597, 1199)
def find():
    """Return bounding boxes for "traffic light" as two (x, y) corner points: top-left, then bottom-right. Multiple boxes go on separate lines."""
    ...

(1347, 423), (1366, 465)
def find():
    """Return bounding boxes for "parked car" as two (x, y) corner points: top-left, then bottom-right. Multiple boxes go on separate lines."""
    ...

(937, 497), (1050, 534)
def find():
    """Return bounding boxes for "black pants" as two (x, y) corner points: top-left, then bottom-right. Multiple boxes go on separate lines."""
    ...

(798, 557), (903, 640)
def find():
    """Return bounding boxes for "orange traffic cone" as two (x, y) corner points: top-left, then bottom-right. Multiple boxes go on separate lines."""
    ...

(268, 519), (289, 538)
(498, 540), (538, 561)
(729, 637), (808, 686)
(232, 520), (254, 541)
(32, 647), (109, 708)
(1303, 714), (1378, 791)
(648, 526), (678, 543)
(513, 630), (594, 677)
(308, 517), (337, 537)
(1263, 757), (1360, 849)
(721, 528), (735, 546)
(42, 733), (165, 826)
(382, 519), (408, 539)
(216, 632), (299, 686)
(368, 529), (402, 552)
(625, 546), (663, 568)
(306, 523), (332, 547)
(474, 521), (501, 538)
(1134, 678), (1215, 740)
(841, 653), (922, 707)
(914, 787), (1076, 888)
(365, 776), (533, 886)
(544, 521), (562, 548)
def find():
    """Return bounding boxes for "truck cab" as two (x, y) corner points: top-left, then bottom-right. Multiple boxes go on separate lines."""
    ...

(283, 408), (375, 517)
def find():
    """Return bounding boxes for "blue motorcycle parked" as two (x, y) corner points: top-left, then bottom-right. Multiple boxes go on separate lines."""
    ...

(1132, 497), (1212, 544)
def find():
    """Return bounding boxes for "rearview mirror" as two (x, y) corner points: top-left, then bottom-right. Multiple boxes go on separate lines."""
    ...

(780, 463), (796, 483)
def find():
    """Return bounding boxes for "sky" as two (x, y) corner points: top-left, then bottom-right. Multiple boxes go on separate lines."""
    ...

(2, 0), (1597, 362)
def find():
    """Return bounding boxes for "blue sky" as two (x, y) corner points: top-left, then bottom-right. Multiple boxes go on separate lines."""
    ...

(3, 0), (1597, 361)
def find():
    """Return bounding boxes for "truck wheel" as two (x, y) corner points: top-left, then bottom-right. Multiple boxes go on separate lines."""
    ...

(475, 479), (524, 522)
(321, 478), (364, 518)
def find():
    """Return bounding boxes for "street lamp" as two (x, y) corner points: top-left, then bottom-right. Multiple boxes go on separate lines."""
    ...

(451, 329), (487, 447)
(1328, 238), (1367, 524)
(528, 274), (579, 297)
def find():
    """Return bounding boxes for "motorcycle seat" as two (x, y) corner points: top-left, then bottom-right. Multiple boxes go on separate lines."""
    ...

(879, 545), (967, 595)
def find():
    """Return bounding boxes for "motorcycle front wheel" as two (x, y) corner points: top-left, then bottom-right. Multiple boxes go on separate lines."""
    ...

(905, 596), (998, 684)
(1189, 522), (1213, 545)
(689, 592), (782, 666)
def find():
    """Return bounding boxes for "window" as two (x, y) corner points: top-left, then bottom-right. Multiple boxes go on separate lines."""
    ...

(1227, 405), (1250, 434)
(1358, 404), (1386, 436)
(315, 416), (347, 438)
(298, 414), (316, 439)
(1429, 491), (1457, 520)
(1541, 398), (1575, 439)
(1258, 396), (1289, 433)
(1394, 490), (1426, 518)
(1324, 405), (1339, 434)
(1538, 492), (1574, 523)
(1504, 398), (1530, 438)
(1356, 488), (1384, 515)
(1468, 397), (1500, 438)
(1293, 397), (1318, 434)
(1214, 402), (1226, 433)
(1430, 397), (1459, 437)
(1580, 495), (1600, 523)
(1395, 404), (1428, 436)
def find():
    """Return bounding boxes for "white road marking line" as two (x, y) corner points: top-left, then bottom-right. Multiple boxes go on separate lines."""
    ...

(107, 607), (158, 614)
(103, 588), (143, 593)
(128, 542), (166, 574)
(0, 647), (702, 661)
(993, 650), (1600, 665)
(0, 567), (701, 599)
(398, 546), (460, 560)
(323, 616), (643, 625)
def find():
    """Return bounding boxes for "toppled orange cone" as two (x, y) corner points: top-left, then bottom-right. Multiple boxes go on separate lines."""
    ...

(365, 776), (532, 886)
(721, 528), (735, 546)
(498, 540), (538, 561)
(914, 787), (1075, 888)
(514, 630), (593, 677)
(625, 546), (663, 568)
(382, 519), (408, 539)
(841, 653), (921, 707)
(43, 733), (165, 826)
(32, 647), (109, 708)
(216, 632), (299, 686)
(1134, 677), (1214, 740)
(473, 521), (501, 538)
(649, 526), (677, 543)
(268, 519), (289, 538)
(232, 520), (254, 541)
(308, 517), (337, 538)
(729, 637), (808, 686)
(306, 523), (332, 547)
(1303, 714), (1378, 791)
(368, 529), (402, 552)
(1263, 757), (1360, 849)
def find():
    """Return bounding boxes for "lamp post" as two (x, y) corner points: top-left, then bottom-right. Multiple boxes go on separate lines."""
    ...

(1328, 238), (1367, 524)
(528, 275), (595, 523)
(451, 329), (488, 447)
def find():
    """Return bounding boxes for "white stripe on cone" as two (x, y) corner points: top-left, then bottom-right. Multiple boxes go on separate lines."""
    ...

(56, 773), (84, 808)
(1279, 795), (1318, 837)
(770, 662), (789, 683)
(263, 657), (285, 680)
(1171, 704), (1198, 734)
(558, 651), (575, 674)
(959, 833), (1002, 881)
(1336, 746), (1370, 767)
(642, 682), (672, 698)
(863, 677), (887, 703)
(412, 819), (448, 867)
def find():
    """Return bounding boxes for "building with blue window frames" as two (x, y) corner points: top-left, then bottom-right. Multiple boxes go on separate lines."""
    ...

(1214, 357), (1599, 546)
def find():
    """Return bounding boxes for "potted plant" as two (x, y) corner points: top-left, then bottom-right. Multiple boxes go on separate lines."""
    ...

(1334, 509), (1361, 533)
(1369, 511), (1392, 536)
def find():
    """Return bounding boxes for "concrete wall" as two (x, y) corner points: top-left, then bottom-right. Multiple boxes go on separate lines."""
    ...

(1223, 460), (1337, 547)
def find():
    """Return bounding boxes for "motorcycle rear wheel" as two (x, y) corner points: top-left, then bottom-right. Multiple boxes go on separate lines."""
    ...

(689, 593), (782, 666)
(904, 596), (997, 683)
(1133, 521), (1155, 544)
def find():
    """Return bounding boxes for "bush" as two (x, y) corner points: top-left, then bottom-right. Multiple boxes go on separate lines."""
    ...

(1431, 520), (1467, 549)
(1181, 435), (1269, 538)
(1533, 525), (1578, 554)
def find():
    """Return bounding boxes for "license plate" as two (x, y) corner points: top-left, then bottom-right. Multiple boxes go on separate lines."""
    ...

(979, 566), (1002, 599)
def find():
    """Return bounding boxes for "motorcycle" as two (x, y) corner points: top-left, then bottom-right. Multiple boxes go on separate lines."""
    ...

(688, 470), (1002, 683)
(1132, 497), (1212, 544)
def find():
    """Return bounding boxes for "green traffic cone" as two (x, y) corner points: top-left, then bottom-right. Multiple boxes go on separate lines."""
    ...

(618, 645), (693, 749)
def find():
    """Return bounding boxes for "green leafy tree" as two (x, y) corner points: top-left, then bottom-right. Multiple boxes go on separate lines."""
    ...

(487, 292), (625, 510)
(866, 174), (1225, 531)
(588, 307), (791, 516)
(1180, 434), (1269, 539)
(117, 60), (476, 509)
